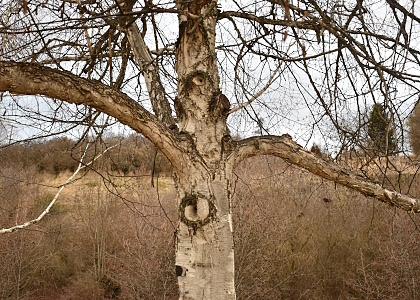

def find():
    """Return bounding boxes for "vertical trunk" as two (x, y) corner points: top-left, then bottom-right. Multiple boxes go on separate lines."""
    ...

(175, 170), (235, 299)
(173, 0), (235, 298)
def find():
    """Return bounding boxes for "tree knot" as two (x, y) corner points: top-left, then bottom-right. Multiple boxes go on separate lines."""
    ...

(179, 194), (216, 228)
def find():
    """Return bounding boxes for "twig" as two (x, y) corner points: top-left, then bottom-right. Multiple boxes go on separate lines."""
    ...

(229, 41), (295, 114)
(0, 143), (117, 234)
(229, 63), (283, 114)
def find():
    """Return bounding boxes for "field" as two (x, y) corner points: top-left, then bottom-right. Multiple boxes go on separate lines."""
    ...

(1, 139), (419, 299)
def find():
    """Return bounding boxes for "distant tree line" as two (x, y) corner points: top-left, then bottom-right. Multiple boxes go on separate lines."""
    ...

(0, 134), (172, 175)
(311, 103), (400, 159)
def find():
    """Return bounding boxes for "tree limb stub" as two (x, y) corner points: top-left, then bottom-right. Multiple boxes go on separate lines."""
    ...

(0, 61), (185, 169)
(231, 135), (420, 213)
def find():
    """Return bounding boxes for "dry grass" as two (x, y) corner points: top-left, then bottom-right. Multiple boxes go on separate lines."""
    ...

(233, 156), (420, 300)
(1, 154), (419, 299)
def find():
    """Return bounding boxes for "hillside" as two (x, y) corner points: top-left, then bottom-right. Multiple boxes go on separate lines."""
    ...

(0, 139), (419, 299)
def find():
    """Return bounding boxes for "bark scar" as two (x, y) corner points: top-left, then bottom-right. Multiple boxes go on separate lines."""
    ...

(176, 265), (188, 277)
(179, 194), (216, 228)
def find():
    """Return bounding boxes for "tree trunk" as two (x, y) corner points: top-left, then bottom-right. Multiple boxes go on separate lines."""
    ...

(174, 169), (235, 299)
(172, 2), (236, 298)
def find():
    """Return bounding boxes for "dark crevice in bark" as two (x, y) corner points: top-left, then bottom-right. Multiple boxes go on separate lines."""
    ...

(179, 194), (217, 228)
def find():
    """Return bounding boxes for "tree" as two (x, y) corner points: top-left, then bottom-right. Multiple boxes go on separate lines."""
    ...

(367, 103), (397, 155)
(1, 1), (420, 299)
(408, 102), (420, 156)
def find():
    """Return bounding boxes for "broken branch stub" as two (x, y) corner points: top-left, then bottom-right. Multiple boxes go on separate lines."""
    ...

(179, 194), (216, 227)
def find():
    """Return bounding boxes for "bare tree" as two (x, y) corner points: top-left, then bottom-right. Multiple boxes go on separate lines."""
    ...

(1, 0), (420, 298)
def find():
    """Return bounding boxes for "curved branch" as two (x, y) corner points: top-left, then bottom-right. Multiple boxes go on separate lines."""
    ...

(0, 61), (185, 169)
(229, 135), (420, 213)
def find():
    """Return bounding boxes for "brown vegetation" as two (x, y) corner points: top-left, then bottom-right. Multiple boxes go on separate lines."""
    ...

(0, 135), (171, 175)
(1, 141), (419, 299)
(233, 156), (420, 300)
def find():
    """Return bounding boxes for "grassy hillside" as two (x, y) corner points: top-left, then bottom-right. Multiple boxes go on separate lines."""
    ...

(0, 139), (419, 299)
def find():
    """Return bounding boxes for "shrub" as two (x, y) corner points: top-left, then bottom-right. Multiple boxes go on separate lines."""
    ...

(408, 103), (420, 156)
(1, 150), (419, 299)
(367, 103), (397, 155)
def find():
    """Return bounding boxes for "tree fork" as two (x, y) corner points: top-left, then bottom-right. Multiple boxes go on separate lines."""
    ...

(2, 1), (420, 299)
(0, 61), (186, 170)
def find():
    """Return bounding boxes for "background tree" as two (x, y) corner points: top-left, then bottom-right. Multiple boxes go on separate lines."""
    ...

(1, 1), (420, 299)
(367, 103), (397, 156)
(408, 102), (420, 156)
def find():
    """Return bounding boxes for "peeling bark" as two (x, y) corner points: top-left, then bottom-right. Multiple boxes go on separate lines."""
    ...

(230, 135), (420, 213)
(126, 22), (176, 128)
(175, 0), (227, 167)
(173, 1), (236, 298)
(174, 170), (235, 300)
(0, 62), (185, 170)
(1, 1), (420, 299)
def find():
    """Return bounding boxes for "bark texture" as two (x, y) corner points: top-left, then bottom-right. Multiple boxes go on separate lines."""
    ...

(173, 1), (235, 298)
(0, 62), (184, 168)
(229, 135), (420, 212)
(2, 60), (420, 299)
(126, 22), (176, 127)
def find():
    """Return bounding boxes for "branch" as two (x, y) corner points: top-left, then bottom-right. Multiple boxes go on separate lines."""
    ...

(229, 42), (293, 114)
(0, 61), (185, 168)
(219, 11), (315, 29)
(386, 0), (420, 24)
(125, 18), (176, 128)
(230, 62), (282, 114)
(0, 143), (115, 234)
(230, 135), (420, 213)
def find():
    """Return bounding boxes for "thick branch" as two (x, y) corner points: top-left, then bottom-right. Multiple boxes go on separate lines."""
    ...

(0, 61), (185, 168)
(126, 22), (176, 128)
(220, 11), (315, 29)
(230, 135), (420, 212)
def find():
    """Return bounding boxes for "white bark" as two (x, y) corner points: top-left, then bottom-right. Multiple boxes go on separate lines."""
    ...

(172, 1), (236, 298)
(0, 62), (186, 171)
(2, 56), (420, 300)
(126, 22), (175, 127)
(229, 135), (420, 212)
(175, 173), (235, 300)
(0, 143), (117, 234)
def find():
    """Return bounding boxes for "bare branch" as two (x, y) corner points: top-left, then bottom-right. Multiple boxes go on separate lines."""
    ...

(230, 135), (420, 213)
(0, 143), (117, 234)
(229, 40), (294, 114)
(0, 62), (185, 168)
(125, 17), (176, 128)
(219, 11), (315, 30)
(230, 61), (282, 114)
